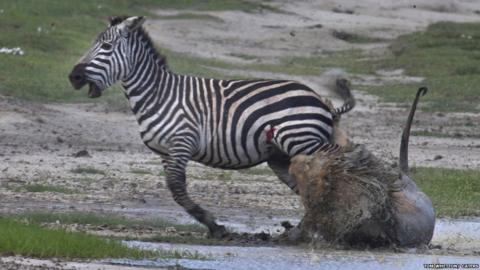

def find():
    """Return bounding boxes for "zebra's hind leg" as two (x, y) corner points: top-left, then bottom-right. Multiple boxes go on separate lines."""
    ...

(267, 155), (306, 239)
(163, 146), (228, 238)
(267, 137), (342, 194)
(267, 155), (299, 194)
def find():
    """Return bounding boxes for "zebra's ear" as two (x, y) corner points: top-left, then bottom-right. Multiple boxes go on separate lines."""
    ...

(118, 16), (145, 33)
(108, 16), (128, 26)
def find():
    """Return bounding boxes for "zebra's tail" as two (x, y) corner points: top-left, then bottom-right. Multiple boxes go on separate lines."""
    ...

(333, 78), (355, 116)
(320, 69), (356, 118)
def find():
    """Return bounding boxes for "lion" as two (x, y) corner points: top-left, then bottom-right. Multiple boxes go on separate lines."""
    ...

(289, 87), (435, 247)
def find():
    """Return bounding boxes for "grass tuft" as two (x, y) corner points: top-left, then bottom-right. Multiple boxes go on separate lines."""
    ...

(15, 184), (77, 194)
(158, 13), (224, 22)
(151, 0), (282, 13)
(332, 30), (386, 44)
(15, 212), (207, 234)
(360, 22), (480, 112)
(0, 0), (157, 105)
(0, 217), (203, 259)
(142, 234), (221, 245)
(70, 167), (106, 175)
(229, 53), (258, 61)
(0, 0), (282, 104)
(413, 167), (480, 217)
(129, 168), (154, 175)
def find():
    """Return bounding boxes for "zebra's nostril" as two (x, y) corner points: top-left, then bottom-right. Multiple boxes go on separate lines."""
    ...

(69, 65), (87, 89)
(69, 63), (88, 86)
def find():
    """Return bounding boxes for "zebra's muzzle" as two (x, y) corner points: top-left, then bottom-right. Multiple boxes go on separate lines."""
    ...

(69, 64), (102, 98)
(69, 63), (88, 90)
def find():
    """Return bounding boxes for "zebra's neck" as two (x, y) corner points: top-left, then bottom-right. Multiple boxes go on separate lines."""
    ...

(120, 29), (174, 117)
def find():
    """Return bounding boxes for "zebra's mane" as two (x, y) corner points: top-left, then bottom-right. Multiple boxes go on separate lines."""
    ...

(136, 27), (168, 68)
(109, 16), (167, 67)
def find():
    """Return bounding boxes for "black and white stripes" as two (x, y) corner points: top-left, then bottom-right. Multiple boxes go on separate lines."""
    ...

(69, 16), (355, 237)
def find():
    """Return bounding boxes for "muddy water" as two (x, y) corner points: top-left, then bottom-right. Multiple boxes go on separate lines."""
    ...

(431, 218), (480, 251)
(113, 242), (478, 270)
(103, 218), (480, 270)
(219, 217), (480, 252)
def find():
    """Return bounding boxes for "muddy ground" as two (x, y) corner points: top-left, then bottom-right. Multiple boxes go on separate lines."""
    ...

(1, 0), (480, 269)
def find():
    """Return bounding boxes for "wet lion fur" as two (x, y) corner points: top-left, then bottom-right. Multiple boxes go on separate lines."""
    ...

(290, 87), (435, 247)
(291, 143), (397, 245)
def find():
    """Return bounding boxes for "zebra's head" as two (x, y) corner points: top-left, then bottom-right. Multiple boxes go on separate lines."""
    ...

(69, 16), (145, 98)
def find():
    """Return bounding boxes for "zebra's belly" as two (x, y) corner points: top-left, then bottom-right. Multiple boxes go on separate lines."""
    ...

(198, 158), (269, 170)
(192, 137), (274, 170)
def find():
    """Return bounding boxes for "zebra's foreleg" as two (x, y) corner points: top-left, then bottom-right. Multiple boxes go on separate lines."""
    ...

(163, 143), (227, 238)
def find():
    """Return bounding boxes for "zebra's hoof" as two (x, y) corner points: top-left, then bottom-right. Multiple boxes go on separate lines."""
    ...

(209, 225), (228, 239)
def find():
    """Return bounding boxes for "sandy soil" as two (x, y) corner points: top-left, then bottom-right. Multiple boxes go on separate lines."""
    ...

(1, 0), (480, 269)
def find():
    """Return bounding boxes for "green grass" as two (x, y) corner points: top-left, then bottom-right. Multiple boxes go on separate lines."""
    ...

(245, 50), (376, 76)
(0, 0), (157, 104)
(129, 168), (154, 175)
(13, 212), (216, 246)
(157, 13), (224, 22)
(164, 47), (371, 78)
(0, 0), (281, 105)
(411, 130), (480, 139)
(15, 184), (77, 194)
(243, 21), (480, 113)
(70, 166), (106, 175)
(229, 53), (258, 61)
(332, 30), (387, 44)
(143, 234), (221, 245)
(218, 171), (234, 181)
(2, 2), (478, 113)
(162, 22), (480, 112)
(162, 48), (240, 78)
(0, 217), (204, 259)
(215, 21), (480, 113)
(360, 22), (480, 112)
(411, 130), (453, 138)
(150, 0), (282, 13)
(413, 167), (480, 217)
(15, 212), (207, 233)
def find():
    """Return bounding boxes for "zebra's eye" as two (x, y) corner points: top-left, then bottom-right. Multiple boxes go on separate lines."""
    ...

(101, 42), (113, 50)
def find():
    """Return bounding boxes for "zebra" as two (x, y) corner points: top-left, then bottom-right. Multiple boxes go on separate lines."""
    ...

(68, 16), (356, 238)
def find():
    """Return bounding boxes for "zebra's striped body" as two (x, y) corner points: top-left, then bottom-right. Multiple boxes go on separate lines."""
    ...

(69, 16), (354, 237)
(128, 75), (334, 169)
